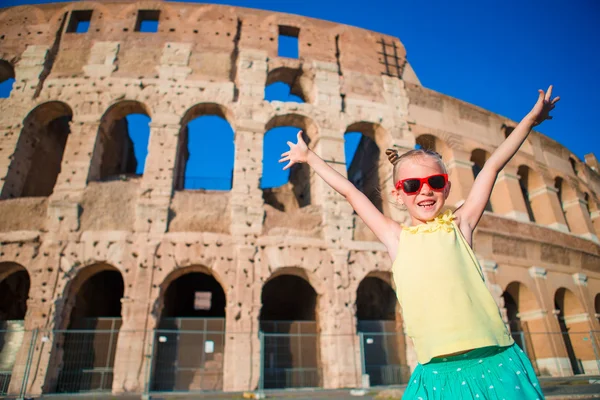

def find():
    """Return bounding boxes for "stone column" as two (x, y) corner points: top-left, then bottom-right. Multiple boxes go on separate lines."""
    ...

(46, 120), (101, 233)
(111, 241), (157, 394)
(527, 266), (572, 376)
(230, 122), (265, 236)
(311, 133), (354, 246)
(445, 148), (474, 208)
(528, 181), (569, 232)
(490, 165), (530, 222)
(134, 121), (178, 234)
(317, 250), (361, 389)
(222, 245), (261, 392)
(0, 123), (26, 199)
(563, 192), (599, 243)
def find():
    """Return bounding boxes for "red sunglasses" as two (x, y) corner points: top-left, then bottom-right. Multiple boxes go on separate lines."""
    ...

(395, 174), (448, 194)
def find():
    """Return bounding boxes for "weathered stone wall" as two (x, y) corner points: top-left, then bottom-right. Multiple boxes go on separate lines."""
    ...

(0, 0), (599, 396)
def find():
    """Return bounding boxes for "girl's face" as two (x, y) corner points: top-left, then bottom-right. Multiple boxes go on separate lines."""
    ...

(393, 156), (451, 226)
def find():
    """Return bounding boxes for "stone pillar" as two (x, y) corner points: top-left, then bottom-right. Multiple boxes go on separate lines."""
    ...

(490, 165), (530, 222)
(591, 210), (600, 238)
(445, 148), (474, 208)
(222, 245), (261, 392)
(0, 123), (25, 199)
(111, 242), (157, 394)
(563, 192), (599, 243)
(311, 133), (354, 246)
(134, 122), (178, 233)
(528, 182), (569, 232)
(527, 266), (572, 376)
(46, 120), (101, 233)
(317, 250), (361, 389)
(312, 60), (342, 110)
(230, 122), (265, 236)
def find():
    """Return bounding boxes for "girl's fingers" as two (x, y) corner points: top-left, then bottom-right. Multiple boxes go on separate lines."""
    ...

(279, 156), (290, 163)
(281, 151), (290, 157)
(545, 85), (553, 101)
(283, 161), (294, 171)
(551, 96), (560, 104)
(297, 130), (303, 142)
(287, 141), (294, 148)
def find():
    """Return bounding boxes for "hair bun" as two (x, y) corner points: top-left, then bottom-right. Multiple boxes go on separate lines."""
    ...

(385, 148), (400, 165)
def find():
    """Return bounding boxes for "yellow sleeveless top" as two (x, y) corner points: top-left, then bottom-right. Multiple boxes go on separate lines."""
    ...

(392, 210), (513, 364)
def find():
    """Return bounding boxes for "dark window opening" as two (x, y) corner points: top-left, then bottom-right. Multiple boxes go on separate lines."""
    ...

(0, 60), (15, 99)
(471, 149), (493, 212)
(502, 291), (524, 349)
(503, 125), (515, 139)
(152, 272), (226, 392)
(555, 290), (584, 375)
(569, 157), (578, 175)
(346, 133), (383, 212)
(265, 82), (304, 103)
(278, 26), (299, 59)
(518, 166), (536, 222)
(378, 38), (403, 78)
(260, 275), (320, 389)
(135, 10), (160, 33)
(66, 10), (92, 34)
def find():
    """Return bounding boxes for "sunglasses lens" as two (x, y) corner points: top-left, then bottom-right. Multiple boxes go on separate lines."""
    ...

(428, 175), (446, 189)
(403, 179), (421, 193)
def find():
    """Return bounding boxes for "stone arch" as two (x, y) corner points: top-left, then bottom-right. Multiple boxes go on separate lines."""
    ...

(517, 164), (545, 223)
(259, 271), (321, 388)
(47, 263), (124, 393)
(262, 114), (318, 211)
(265, 66), (314, 103)
(151, 266), (227, 391)
(554, 287), (589, 375)
(176, 103), (235, 190)
(502, 281), (543, 370)
(554, 176), (574, 231)
(595, 293), (600, 323)
(0, 263), (30, 396)
(470, 148), (493, 211)
(92, 100), (151, 182)
(2, 101), (73, 199)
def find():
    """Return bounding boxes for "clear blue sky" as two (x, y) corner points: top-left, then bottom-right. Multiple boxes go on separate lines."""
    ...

(1, 0), (598, 190)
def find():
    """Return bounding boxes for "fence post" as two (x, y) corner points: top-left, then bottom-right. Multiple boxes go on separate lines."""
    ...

(18, 328), (38, 400)
(258, 330), (265, 396)
(358, 332), (367, 388)
(142, 329), (155, 400)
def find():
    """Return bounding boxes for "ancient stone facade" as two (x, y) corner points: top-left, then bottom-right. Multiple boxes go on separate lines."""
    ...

(0, 0), (599, 396)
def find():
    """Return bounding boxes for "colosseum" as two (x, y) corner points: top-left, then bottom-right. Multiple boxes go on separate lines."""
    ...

(0, 0), (599, 397)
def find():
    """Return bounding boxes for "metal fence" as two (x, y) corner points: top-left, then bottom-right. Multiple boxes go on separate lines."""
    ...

(0, 322), (599, 397)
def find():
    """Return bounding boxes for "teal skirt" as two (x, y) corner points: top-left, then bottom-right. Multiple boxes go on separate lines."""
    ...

(402, 343), (545, 399)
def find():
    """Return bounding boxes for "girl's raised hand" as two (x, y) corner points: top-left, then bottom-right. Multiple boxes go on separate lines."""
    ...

(279, 130), (309, 170)
(530, 85), (560, 126)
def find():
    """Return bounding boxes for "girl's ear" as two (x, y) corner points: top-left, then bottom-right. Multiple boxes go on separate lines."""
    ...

(391, 188), (404, 205)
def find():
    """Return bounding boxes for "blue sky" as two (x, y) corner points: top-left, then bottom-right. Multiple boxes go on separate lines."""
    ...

(1, 0), (598, 190)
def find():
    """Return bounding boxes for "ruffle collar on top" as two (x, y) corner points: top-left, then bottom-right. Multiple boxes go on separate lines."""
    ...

(402, 209), (455, 234)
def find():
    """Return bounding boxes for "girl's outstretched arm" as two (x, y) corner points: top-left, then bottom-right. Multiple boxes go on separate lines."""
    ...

(280, 131), (401, 251)
(457, 86), (560, 231)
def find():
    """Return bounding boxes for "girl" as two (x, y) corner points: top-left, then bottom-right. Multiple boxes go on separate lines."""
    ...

(279, 86), (559, 399)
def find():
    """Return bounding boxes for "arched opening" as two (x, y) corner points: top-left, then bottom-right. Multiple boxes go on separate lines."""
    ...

(152, 270), (226, 392)
(345, 123), (386, 214)
(2, 102), (72, 199)
(517, 165), (538, 222)
(262, 115), (317, 212)
(176, 104), (234, 190)
(260, 273), (320, 389)
(0, 263), (30, 396)
(554, 177), (571, 231)
(0, 60), (15, 98)
(356, 276), (405, 385)
(501, 282), (546, 374)
(555, 288), (588, 375)
(54, 267), (124, 393)
(595, 293), (600, 323)
(264, 67), (311, 103)
(470, 149), (493, 212)
(93, 101), (151, 181)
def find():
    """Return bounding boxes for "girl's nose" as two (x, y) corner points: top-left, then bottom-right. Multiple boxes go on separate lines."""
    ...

(420, 182), (433, 194)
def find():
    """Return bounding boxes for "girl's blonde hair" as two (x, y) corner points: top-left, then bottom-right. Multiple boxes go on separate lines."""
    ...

(385, 148), (448, 185)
